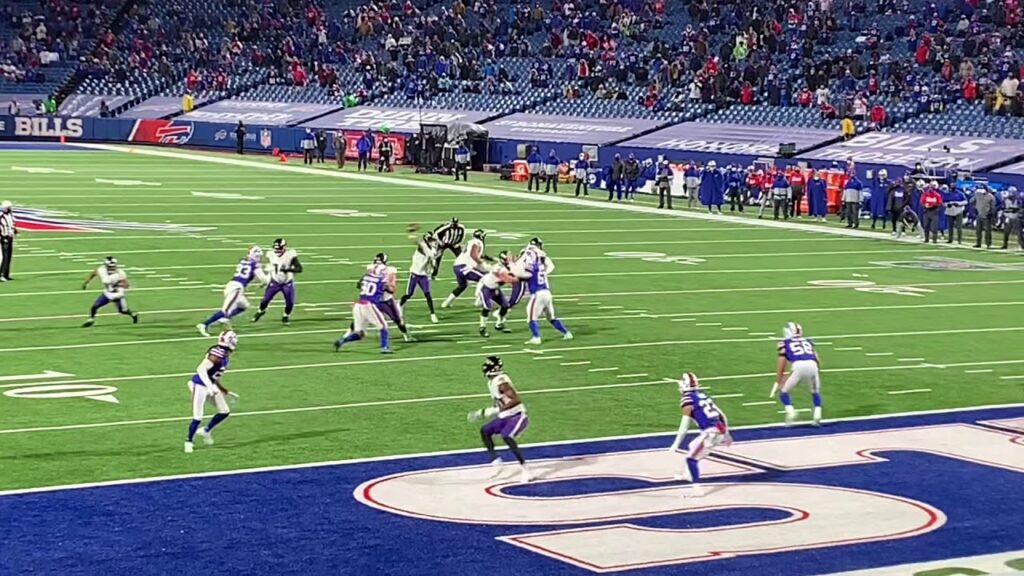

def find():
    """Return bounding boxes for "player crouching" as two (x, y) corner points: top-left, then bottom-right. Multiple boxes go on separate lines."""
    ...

(476, 251), (517, 338)
(81, 256), (139, 327)
(772, 322), (823, 426)
(185, 330), (239, 453)
(468, 356), (533, 483)
(669, 372), (732, 498)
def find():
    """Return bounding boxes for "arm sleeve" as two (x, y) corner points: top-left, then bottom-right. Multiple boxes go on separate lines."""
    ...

(289, 257), (303, 274)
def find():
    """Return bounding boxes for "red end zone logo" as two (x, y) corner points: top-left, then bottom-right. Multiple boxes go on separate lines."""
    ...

(12, 207), (211, 233)
(130, 119), (194, 145)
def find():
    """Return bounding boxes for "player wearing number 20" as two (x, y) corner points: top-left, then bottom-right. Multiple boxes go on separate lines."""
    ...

(185, 330), (238, 453)
(669, 372), (732, 498)
(253, 238), (302, 325)
(774, 322), (823, 426)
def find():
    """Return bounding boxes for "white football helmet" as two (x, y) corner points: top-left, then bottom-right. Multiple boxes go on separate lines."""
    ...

(248, 246), (263, 260)
(783, 322), (803, 339)
(218, 330), (238, 350)
(678, 372), (700, 393)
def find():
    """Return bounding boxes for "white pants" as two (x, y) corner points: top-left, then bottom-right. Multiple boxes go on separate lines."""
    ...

(222, 281), (249, 314)
(527, 289), (555, 321)
(781, 359), (821, 394)
(352, 301), (388, 333)
(687, 426), (727, 461)
(187, 380), (229, 420)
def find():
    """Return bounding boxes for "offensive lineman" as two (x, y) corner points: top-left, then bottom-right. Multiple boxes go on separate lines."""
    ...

(430, 217), (465, 279)
(467, 356), (533, 483)
(400, 231), (440, 323)
(333, 255), (393, 353)
(185, 329), (238, 453)
(253, 238), (302, 325)
(516, 238), (572, 344)
(669, 372), (732, 498)
(441, 228), (489, 308)
(81, 256), (139, 327)
(197, 246), (267, 337)
(772, 322), (823, 426)
(476, 251), (517, 337)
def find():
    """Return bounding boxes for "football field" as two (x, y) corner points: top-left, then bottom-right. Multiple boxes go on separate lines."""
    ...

(2, 144), (1024, 575)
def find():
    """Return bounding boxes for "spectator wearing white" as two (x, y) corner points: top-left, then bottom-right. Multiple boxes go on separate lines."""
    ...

(998, 73), (1018, 114)
(8, 99), (18, 115)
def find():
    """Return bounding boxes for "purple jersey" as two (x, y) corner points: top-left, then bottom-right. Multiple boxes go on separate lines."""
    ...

(779, 337), (818, 362)
(681, 390), (725, 430)
(358, 272), (387, 304)
(190, 346), (230, 387)
(231, 257), (260, 286)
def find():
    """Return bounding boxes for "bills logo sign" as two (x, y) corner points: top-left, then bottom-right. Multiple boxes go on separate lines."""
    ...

(129, 119), (194, 146)
(7, 117), (84, 138)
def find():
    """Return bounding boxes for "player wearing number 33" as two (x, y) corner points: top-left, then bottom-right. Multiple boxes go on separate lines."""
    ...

(184, 330), (239, 453)
(772, 322), (823, 426)
(197, 246), (268, 337)
(252, 238), (302, 325)
(669, 372), (732, 498)
(468, 356), (534, 483)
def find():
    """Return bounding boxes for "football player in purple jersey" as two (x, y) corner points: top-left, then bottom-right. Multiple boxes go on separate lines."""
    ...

(670, 372), (732, 498)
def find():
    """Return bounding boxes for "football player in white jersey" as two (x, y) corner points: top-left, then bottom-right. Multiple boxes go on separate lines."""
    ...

(475, 251), (518, 338)
(468, 356), (533, 482)
(399, 231), (440, 323)
(81, 256), (139, 327)
(197, 246), (268, 337)
(253, 238), (302, 325)
(441, 229), (490, 308)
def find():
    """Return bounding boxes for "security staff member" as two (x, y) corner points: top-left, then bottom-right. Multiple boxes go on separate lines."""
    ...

(235, 121), (246, 155)
(972, 186), (996, 248)
(1002, 187), (1022, 250)
(454, 141), (470, 181)
(0, 200), (16, 282)
(431, 217), (465, 279)
(543, 150), (560, 193)
(333, 131), (346, 169)
(655, 160), (673, 209)
(378, 137), (394, 172)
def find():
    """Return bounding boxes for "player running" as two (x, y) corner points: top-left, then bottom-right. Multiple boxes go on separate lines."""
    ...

(333, 254), (393, 354)
(372, 253), (415, 342)
(476, 251), (517, 338)
(669, 372), (732, 498)
(467, 356), (533, 483)
(252, 238), (302, 325)
(441, 228), (490, 308)
(197, 246), (267, 337)
(399, 231), (439, 323)
(517, 237), (572, 344)
(185, 329), (239, 453)
(771, 322), (823, 426)
(431, 217), (465, 279)
(81, 256), (139, 327)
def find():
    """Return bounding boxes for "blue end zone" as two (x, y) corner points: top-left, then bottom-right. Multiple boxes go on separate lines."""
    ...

(1, 406), (1021, 576)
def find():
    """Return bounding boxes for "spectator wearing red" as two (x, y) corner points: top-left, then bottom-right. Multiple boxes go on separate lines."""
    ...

(797, 87), (812, 107)
(740, 82), (754, 104)
(963, 78), (977, 101)
(186, 69), (199, 91)
(914, 36), (931, 66)
(920, 184), (944, 243)
(870, 103), (887, 127)
(867, 74), (879, 95)
(789, 168), (807, 218)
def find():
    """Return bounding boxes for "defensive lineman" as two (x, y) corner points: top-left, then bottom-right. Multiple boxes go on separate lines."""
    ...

(442, 228), (489, 308)
(772, 322), (823, 426)
(476, 251), (517, 338)
(669, 372), (732, 498)
(373, 254), (415, 342)
(400, 232), (440, 323)
(517, 238), (572, 344)
(81, 256), (139, 327)
(334, 255), (393, 353)
(253, 238), (302, 324)
(197, 246), (267, 337)
(431, 217), (465, 279)
(467, 356), (533, 483)
(185, 330), (238, 453)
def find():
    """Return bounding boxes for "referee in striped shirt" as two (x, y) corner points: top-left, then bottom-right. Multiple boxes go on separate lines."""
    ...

(431, 217), (465, 279)
(0, 200), (16, 282)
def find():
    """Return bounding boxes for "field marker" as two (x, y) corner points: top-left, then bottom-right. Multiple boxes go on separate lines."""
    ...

(481, 344), (512, 350)
(598, 306), (624, 310)
(864, 352), (894, 357)
(560, 361), (591, 366)
(624, 309), (648, 314)
(617, 373), (648, 378)
(743, 401), (777, 407)
(898, 357), (926, 362)
(532, 356), (564, 361)
(888, 388), (932, 395)
(721, 327), (748, 331)
(178, 281), (205, 285)
(455, 340), (477, 345)
(588, 367), (620, 373)
(748, 332), (775, 336)
(999, 375), (1024, 380)
(0, 371), (74, 383)
(815, 341), (833, 345)
(964, 369), (993, 374)
(777, 408), (812, 414)
(670, 318), (696, 322)
(835, 347), (863, 351)
(714, 393), (744, 399)
(696, 322), (721, 326)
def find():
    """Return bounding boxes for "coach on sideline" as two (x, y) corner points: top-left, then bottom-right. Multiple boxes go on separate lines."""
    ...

(0, 200), (16, 282)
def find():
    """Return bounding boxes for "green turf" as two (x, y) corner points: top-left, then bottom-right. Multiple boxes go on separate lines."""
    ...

(1, 147), (1023, 492)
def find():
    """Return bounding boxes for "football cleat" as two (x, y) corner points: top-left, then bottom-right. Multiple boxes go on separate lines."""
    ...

(184, 441), (194, 454)
(784, 406), (796, 427)
(281, 315), (290, 325)
(681, 485), (706, 499)
(333, 339), (345, 352)
(495, 322), (510, 333)
(196, 323), (210, 337)
(525, 337), (542, 345)
(812, 406), (822, 426)
(197, 428), (214, 446)
(519, 465), (534, 483)
(489, 457), (503, 478)
(430, 314), (439, 324)
(252, 310), (265, 323)
(82, 319), (95, 328)
(131, 313), (139, 324)
(562, 331), (573, 340)
(380, 348), (393, 354)
(479, 327), (490, 338)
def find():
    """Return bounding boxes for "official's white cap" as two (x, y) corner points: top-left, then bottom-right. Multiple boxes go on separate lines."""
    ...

(0, 200), (12, 209)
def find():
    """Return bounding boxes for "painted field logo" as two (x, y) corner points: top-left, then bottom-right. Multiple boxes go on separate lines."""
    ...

(13, 207), (212, 233)
(872, 256), (1024, 271)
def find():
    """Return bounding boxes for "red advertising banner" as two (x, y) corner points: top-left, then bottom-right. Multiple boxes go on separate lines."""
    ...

(340, 132), (406, 162)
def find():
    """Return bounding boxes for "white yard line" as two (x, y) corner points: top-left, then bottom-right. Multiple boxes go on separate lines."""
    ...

(588, 367), (620, 373)
(532, 356), (564, 361)
(696, 322), (722, 326)
(560, 361), (591, 366)
(888, 389), (932, 395)
(714, 393), (745, 399)
(721, 327), (749, 331)
(964, 369), (994, 374)
(616, 373), (649, 378)
(865, 352), (895, 357)
(835, 347), (864, 351)
(999, 375), (1024, 380)
(742, 401), (778, 406)
(898, 357), (926, 362)
(671, 318), (697, 322)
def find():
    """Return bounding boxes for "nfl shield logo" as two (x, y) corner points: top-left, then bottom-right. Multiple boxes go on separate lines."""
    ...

(259, 129), (273, 149)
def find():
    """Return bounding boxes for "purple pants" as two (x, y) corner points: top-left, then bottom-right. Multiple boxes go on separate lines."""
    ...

(454, 264), (483, 290)
(509, 282), (528, 307)
(482, 412), (529, 439)
(481, 286), (509, 310)
(375, 299), (403, 325)
(260, 281), (295, 313)
(93, 293), (127, 313)
(404, 274), (431, 297)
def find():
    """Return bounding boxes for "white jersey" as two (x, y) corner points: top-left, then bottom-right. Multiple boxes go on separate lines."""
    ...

(268, 249), (298, 284)
(479, 265), (509, 290)
(488, 373), (525, 418)
(455, 238), (484, 267)
(99, 266), (127, 298)
(410, 241), (436, 276)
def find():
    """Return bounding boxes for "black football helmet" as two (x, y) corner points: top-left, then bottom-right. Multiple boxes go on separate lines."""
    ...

(374, 252), (388, 265)
(482, 356), (503, 377)
(104, 256), (118, 271)
(529, 237), (543, 249)
(272, 238), (287, 255)
(472, 229), (487, 241)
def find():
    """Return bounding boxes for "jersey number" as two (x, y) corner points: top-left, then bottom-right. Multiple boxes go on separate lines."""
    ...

(790, 340), (814, 356)
(698, 395), (720, 419)
(236, 262), (252, 277)
(360, 280), (378, 295)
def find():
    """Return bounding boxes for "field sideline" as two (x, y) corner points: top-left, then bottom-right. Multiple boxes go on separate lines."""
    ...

(1, 144), (1023, 493)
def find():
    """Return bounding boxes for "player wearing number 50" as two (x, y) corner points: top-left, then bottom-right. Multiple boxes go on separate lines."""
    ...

(185, 330), (239, 454)
(252, 238), (302, 325)
(197, 246), (268, 337)
(468, 356), (533, 483)
(669, 372), (732, 498)
(334, 254), (393, 354)
(81, 256), (139, 327)
(772, 322), (823, 426)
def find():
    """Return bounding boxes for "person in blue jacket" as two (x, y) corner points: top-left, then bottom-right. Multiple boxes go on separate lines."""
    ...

(356, 131), (374, 171)
(573, 153), (590, 197)
(869, 169), (891, 229)
(726, 165), (745, 212)
(699, 160), (725, 213)
(526, 147), (544, 192)
(808, 170), (828, 221)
